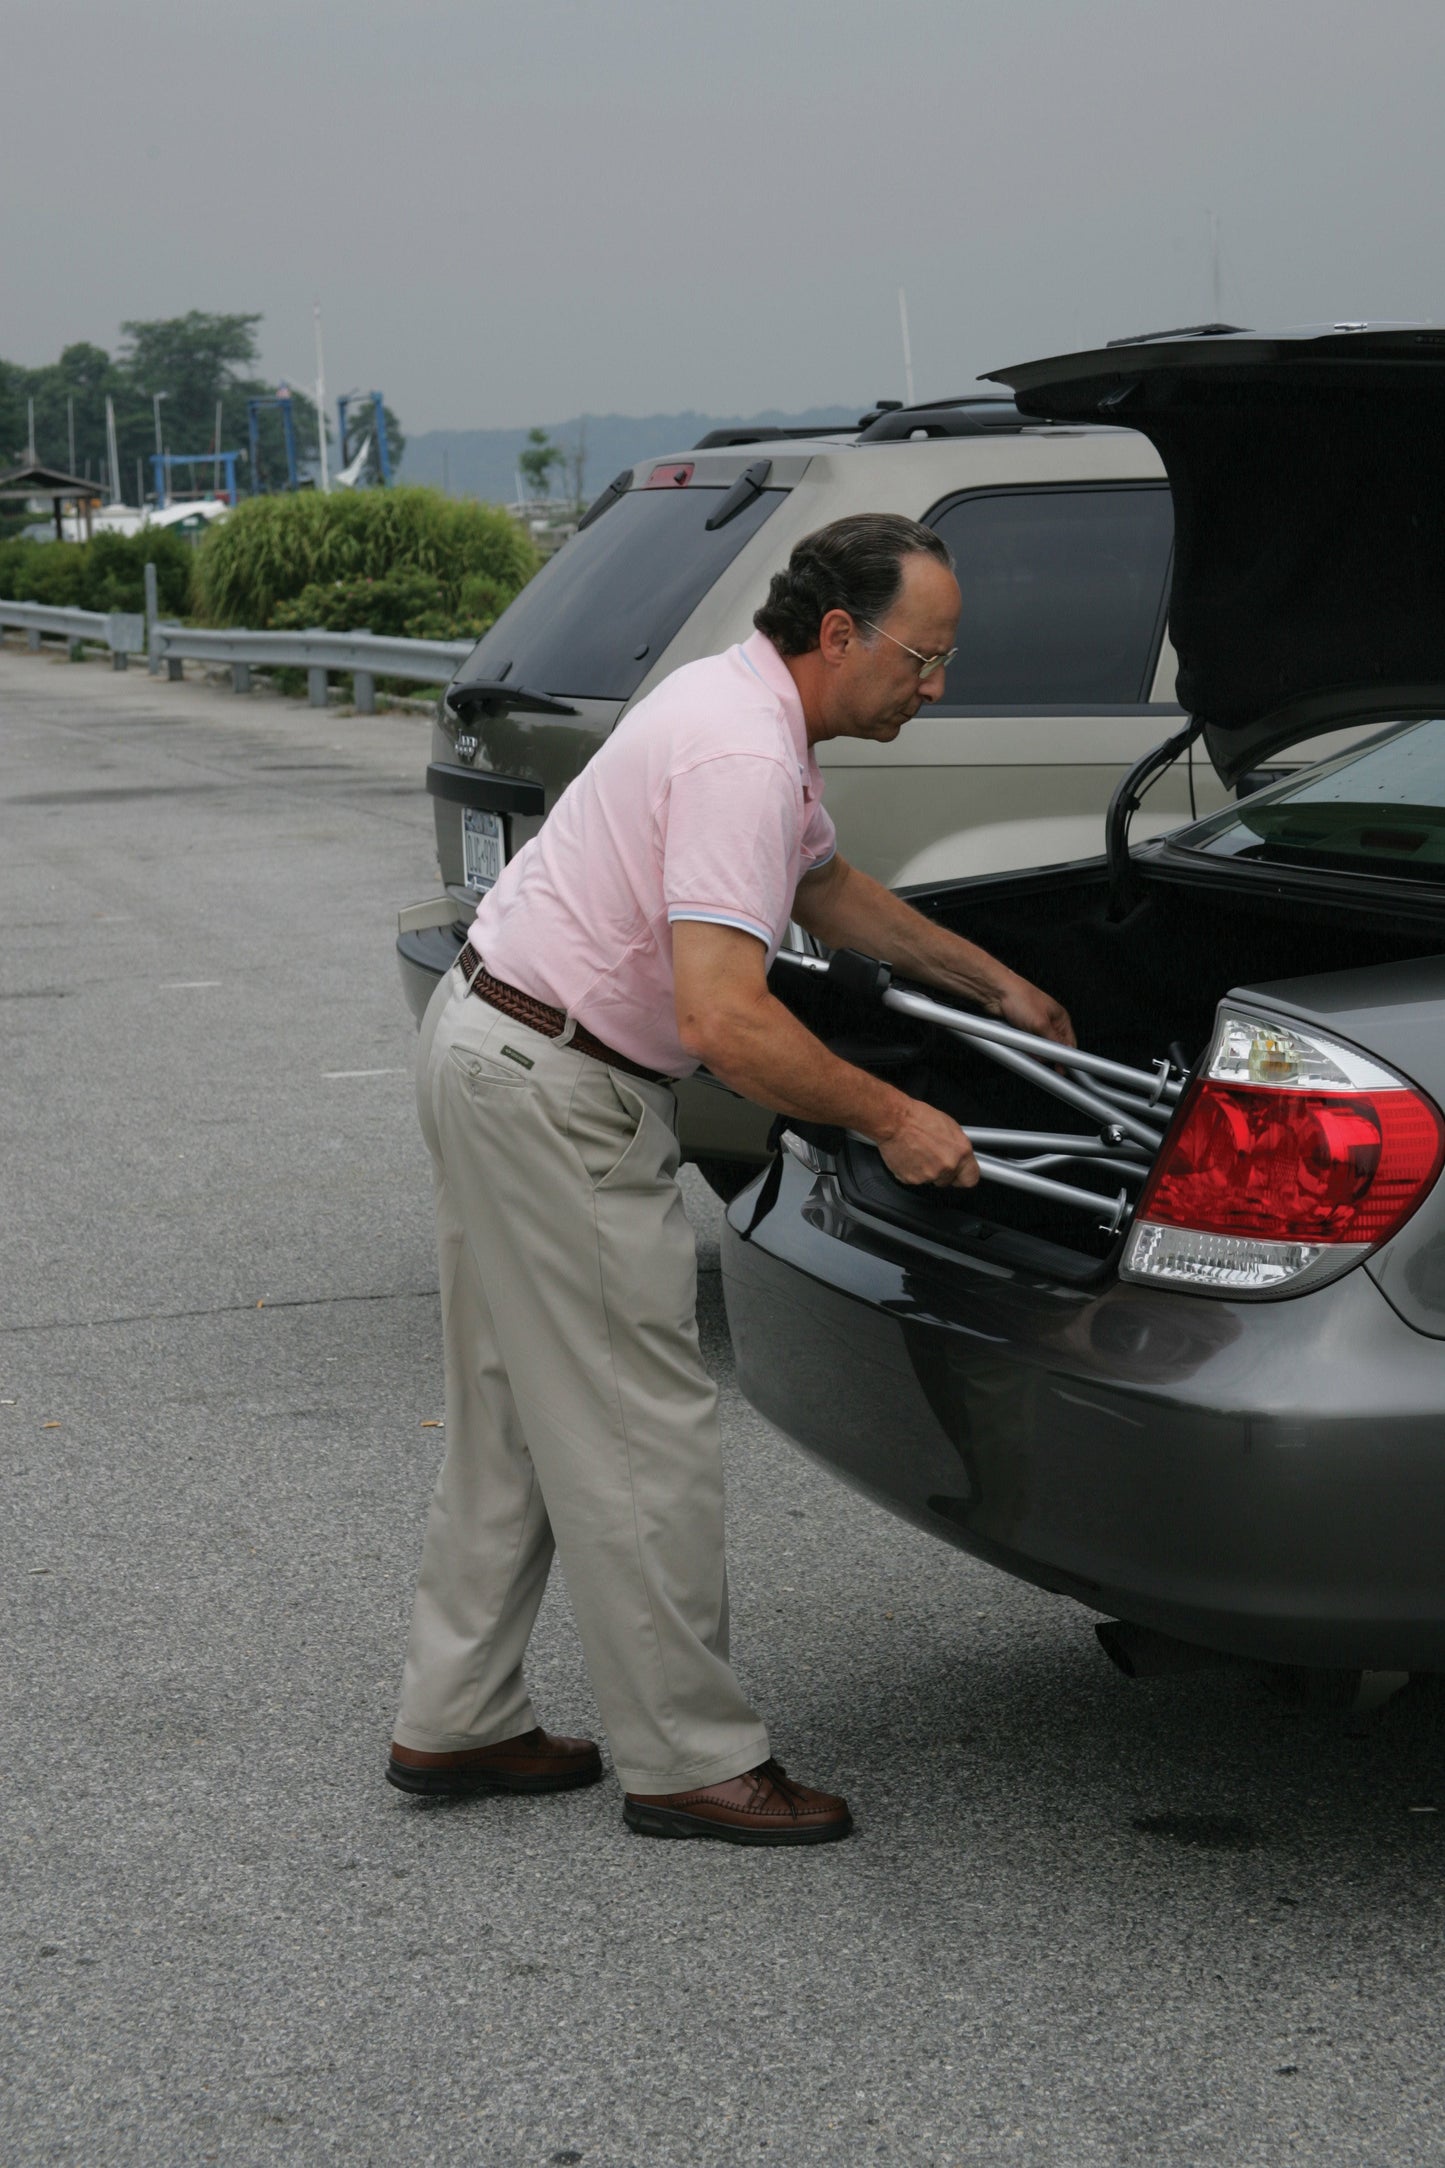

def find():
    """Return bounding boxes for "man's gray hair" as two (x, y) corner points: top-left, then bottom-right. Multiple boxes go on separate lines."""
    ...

(753, 512), (953, 657)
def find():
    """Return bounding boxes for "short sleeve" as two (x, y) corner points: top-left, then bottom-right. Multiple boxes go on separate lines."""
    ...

(662, 753), (798, 949)
(801, 794), (837, 871)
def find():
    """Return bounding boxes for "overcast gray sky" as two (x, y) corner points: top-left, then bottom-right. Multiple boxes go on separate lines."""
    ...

(5, 0), (1444, 433)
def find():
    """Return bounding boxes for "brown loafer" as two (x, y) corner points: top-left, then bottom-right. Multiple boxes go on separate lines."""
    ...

(623, 1758), (852, 1845)
(387, 1726), (602, 1797)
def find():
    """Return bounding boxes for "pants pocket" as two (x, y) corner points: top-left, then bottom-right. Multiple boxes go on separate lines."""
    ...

(444, 1038), (534, 1091)
(565, 1064), (665, 1190)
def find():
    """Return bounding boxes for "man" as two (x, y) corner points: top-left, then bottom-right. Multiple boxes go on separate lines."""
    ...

(388, 512), (1074, 1845)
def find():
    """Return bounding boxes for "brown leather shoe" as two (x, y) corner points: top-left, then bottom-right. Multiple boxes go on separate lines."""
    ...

(387, 1726), (602, 1798)
(624, 1758), (852, 1845)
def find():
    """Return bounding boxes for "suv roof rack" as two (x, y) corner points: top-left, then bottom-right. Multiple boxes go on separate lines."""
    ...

(691, 422), (858, 449)
(856, 394), (1028, 441)
(1106, 321), (1249, 348)
(693, 395), (1037, 450)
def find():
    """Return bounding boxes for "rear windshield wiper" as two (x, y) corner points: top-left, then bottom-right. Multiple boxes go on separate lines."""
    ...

(576, 468), (633, 532)
(447, 681), (579, 718)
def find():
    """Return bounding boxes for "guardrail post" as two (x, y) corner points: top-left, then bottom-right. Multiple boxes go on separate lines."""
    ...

(353, 669), (376, 714)
(105, 613), (144, 672)
(144, 563), (161, 675)
(27, 628), (41, 653)
(308, 665), (328, 709)
(167, 657), (184, 681)
(232, 663), (251, 695)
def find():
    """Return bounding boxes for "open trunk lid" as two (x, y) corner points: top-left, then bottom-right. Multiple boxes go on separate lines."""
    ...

(985, 323), (1445, 786)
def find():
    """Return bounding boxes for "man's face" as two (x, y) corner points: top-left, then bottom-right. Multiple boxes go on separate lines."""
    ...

(816, 553), (962, 743)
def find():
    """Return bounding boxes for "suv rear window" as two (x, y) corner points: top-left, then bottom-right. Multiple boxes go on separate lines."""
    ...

(455, 485), (786, 703)
(926, 484), (1173, 706)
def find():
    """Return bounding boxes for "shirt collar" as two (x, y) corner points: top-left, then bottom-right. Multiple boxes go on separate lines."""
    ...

(740, 630), (812, 770)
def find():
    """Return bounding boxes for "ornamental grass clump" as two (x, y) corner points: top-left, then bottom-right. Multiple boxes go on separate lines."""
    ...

(193, 487), (539, 639)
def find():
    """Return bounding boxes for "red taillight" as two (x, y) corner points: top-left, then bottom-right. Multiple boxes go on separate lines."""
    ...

(1140, 1080), (1445, 1246)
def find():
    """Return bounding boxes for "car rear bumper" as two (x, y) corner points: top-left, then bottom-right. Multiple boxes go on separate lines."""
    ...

(397, 923), (465, 1027)
(722, 1153), (1445, 1670)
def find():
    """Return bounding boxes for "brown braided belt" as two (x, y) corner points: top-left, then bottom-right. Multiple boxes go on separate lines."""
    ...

(456, 942), (670, 1086)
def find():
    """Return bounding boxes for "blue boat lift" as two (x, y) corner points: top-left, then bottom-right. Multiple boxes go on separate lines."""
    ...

(246, 389), (301, 493)
(151, 449), (242, 509)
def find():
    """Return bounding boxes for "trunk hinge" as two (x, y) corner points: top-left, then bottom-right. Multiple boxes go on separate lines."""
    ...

(1105, 715), (1205, 919)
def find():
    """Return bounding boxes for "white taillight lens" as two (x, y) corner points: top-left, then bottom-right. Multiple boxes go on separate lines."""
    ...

(1121, 1010), (1445, 1298)
(1206, 1012), (1401, 1093)
(1124, 1222), (1353, 1294)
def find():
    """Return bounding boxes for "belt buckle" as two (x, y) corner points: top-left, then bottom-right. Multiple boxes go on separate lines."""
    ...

(459, 944), (489, 997)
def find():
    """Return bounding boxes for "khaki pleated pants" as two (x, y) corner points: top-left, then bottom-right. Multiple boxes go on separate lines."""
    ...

(393, 965), (770, 1795)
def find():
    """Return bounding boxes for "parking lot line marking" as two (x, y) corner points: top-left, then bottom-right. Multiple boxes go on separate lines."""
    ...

(321, 1067), (407, 1079)
(160, 980), (222, 989)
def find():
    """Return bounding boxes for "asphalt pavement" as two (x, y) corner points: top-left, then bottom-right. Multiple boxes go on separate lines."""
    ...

(4, 644), (1445, 2168)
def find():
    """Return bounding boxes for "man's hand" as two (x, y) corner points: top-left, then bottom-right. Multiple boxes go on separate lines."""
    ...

(875, 1099), (980, 1189)
(994, 973), (1076, 1049)
(673, 921), (980, 1176)
(794, 854), (1076, 1048)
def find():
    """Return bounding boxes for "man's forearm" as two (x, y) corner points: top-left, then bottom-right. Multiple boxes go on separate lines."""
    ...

(796, 859), (1011, 1008)
(685, 988), (911, 1144)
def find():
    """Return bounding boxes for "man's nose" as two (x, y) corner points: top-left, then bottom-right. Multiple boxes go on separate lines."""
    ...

(919, 663), (948, 702)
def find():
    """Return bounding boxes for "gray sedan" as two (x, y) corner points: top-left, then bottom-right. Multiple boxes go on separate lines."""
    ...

(723, 324), (1445, 1677)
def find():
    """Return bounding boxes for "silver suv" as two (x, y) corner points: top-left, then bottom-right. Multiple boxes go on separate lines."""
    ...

(398, 395), (1222, 1178)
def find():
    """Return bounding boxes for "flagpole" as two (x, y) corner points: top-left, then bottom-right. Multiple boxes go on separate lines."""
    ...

(314, 303), (330, 493)
(898, 288), (916, 406)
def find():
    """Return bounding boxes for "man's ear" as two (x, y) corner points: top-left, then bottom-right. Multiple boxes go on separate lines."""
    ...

(817, 607), (854, 667)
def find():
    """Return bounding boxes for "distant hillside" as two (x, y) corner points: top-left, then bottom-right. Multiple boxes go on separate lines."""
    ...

(401, 406), (864, 506)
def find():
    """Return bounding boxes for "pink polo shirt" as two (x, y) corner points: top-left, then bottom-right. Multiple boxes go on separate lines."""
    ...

(468, 630), (836, 1076)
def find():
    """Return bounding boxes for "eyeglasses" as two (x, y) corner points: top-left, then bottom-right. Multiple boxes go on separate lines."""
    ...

(857, 617), (957, 680)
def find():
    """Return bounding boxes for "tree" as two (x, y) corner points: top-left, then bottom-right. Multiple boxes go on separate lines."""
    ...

(120, 313), (319, 496)
(119, 310), (264, 444)
(518, 426), (564, 503)
(0, 343), (127, 484)
(0, 313), (406, 509)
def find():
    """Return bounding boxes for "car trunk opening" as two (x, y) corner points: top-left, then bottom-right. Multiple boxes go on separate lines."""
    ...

(772, 865), (1445, 1270)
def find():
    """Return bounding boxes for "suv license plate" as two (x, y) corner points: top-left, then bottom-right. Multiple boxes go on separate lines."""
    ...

(462, 808), (505, 891)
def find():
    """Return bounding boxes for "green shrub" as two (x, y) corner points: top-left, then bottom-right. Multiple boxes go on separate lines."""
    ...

(0, 536), (85, 606)
(193, 486), (539, 631)
(0, 491), (536, 658)
(270, 563), (518, 644)
(0, 531), (193, 615)
(80, 530), (193, 615)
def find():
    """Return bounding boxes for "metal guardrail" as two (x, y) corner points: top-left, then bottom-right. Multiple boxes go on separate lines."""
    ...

(0, 594), (471, 708)
(0, 598), (146, 668)
(148, 624), (472, 710)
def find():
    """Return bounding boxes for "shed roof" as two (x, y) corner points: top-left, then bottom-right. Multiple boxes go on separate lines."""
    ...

(0, 460), (99, 501)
